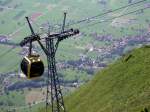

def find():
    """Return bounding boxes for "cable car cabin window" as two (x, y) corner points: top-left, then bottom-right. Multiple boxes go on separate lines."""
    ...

(21, 58), (29, 76)
(30, 61), (44, 78)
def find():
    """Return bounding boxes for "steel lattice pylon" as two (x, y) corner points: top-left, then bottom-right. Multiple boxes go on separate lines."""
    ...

(46, 38), (66, 112)
(20, 16), (79, 112)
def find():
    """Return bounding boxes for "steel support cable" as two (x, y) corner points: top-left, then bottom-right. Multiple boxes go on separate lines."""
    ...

(78, 7), (150, 30)
(66, 0), (147, 27)
(49, 0), (147, 31)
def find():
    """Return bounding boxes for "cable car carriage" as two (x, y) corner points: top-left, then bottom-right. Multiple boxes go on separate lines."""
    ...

(21, 54), (44, 79)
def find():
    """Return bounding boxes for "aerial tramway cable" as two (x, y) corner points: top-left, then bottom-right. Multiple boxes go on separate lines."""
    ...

(47, 0), (147, 32)
(40, 3), (150, 40)
(66, 0), (147, 27)
(78, 6), (150, 29)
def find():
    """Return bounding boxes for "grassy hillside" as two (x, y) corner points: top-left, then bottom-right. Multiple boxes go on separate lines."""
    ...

(0, 0), (150, 73)
(39, 46), (150, 112)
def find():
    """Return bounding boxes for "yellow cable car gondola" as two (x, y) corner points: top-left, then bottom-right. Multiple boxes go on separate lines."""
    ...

(21, 55), (44, 79)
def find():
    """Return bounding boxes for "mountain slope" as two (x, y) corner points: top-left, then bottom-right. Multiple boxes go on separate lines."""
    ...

(65, 46), (150, 112)
(38, 46), (150, 112)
